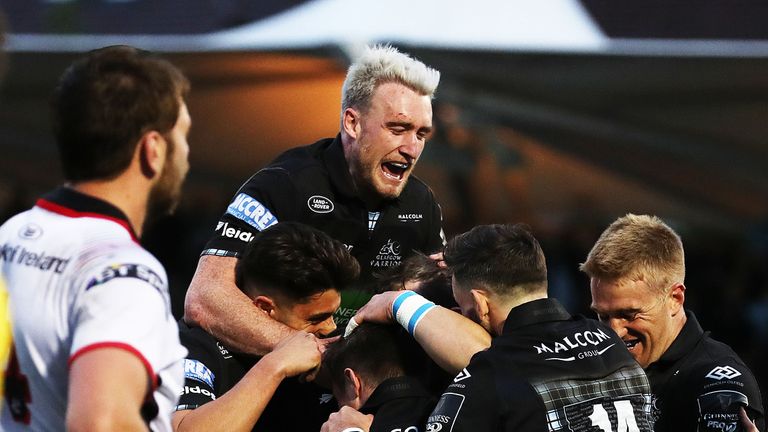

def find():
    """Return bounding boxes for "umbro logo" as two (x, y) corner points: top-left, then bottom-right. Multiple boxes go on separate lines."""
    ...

(453, 368), (471, 382)
(705, 366), (742, 381)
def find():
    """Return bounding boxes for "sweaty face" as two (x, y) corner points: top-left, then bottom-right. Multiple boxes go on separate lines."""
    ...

(147, 101), (191, 221)
(590, 277), (680, 368)
(271, 289), (341, 337)
(346, 82), (433, 203)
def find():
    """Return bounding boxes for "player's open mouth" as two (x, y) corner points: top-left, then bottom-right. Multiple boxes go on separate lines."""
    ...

(624, 339), (640, 350)
(381, 161), (410, 181)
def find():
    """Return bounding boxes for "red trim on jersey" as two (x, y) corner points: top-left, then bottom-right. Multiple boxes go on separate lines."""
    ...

(36, 198), (139, 243)
(68, 342), (159, 389)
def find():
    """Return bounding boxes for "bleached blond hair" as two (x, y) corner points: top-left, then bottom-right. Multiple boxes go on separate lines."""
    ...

(341, 44), (440, 117)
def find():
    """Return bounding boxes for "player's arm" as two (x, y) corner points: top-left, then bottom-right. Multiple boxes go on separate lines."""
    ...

(66, 347), (151, 432)
(173, 332), (321, 432)
(184, 255), (295, 355)
(320, 406), (374, 432)
(695, 361), (765, 430)
(351, 291), (491, 374)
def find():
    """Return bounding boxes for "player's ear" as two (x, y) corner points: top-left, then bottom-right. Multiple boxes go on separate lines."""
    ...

(470, 289), (490, 319)
(669, 283), (686, 316)
(253, 296), (276, 316)
(138, 130), (166, 179)
(343, 368), (363, 409)
(342, 108), (360, 139)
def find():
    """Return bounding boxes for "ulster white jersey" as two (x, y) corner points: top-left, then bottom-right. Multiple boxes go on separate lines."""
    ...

(0, 187), (186, 431)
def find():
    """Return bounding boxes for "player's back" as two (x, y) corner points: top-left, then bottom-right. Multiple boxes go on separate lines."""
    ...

(0, 194), (184, 431)
(428, 299), (654, 432)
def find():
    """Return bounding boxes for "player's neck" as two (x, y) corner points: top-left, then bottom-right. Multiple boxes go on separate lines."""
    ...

(70, 175), (150, 238)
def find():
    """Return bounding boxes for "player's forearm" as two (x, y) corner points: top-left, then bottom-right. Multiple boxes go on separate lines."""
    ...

(413, 306), (491, 374)
(174, 358), (286, 432)
(184, 255), (294, 355)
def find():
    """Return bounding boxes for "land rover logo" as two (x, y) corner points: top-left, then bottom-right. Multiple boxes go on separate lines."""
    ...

(307, 195), (334, 214)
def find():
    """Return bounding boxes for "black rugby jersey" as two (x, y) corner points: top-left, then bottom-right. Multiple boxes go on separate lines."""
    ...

(175, 321), (335, 432)
(359, 376), (436, 432)
(645, 310), (764, 432)
(427, 298), (654, 432)
(201, 135), (444, 327)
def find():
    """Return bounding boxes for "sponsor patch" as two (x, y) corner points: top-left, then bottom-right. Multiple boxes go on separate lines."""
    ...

(184, 359), (215, 388)
(397, 213), (423, 222)
(0, 243), (69, 274)
(180, 385), (216, 401)
(215, 221), (255, 243)
(697, 390), (748, 432)
(533, 328), (613, 362)
(428, 393), (464, 432)
(86, 263), (163, 292)
(706, 366), (742, 381)
(307, 195), (334, 214)
(226, 193), (278, 231)
(18, 223), (43, 240)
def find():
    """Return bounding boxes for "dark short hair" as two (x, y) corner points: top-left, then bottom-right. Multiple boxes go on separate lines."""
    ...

(235, 222), (360, 303)
(325, 323), (426, 391)
(51, 45), (189, 182)
(444, 223), (547, 295)
(374, 252), (456, 309)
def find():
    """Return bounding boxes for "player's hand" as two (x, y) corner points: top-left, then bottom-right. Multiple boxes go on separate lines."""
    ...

(264, 331), (321, 379)
(740, 407), (760, 432)
(320, 406), (373, 432)
(429, 251), (447, 268)
(345, 291), (401, 336)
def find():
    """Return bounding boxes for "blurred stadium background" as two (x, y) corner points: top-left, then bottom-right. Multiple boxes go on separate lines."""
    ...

(1, 0), (767, 408)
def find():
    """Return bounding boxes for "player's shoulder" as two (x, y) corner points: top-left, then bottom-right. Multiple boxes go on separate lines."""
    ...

(265, 138), (332, 175)
(677, 333), (759, 393)
(401, 174), (437, 201)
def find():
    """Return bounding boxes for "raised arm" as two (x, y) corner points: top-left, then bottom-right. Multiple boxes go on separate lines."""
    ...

(351, 291), (491, 374)
(184, 255), (295, 355)
(173, 331), (322, 432)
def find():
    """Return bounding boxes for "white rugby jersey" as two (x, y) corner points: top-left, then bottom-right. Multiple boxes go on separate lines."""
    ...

(0, 187), (186, 431)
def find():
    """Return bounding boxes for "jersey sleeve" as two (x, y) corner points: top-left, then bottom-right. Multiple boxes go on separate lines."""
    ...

(426, 357), (500, 432)
(69, 254), (186, 389)
(694, 360), (765, 430)
(201, 168), (298, 258)
(176, 328), (222, 411)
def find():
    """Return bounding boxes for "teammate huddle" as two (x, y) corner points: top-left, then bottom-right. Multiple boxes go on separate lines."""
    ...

(0, 44), (763, 432)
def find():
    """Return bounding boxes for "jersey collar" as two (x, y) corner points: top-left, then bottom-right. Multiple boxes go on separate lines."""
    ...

(36, 186), (139, 242)
(323, 134), (359, 200)
(502, 298), (572, 334)
(359, 376), (432, 415)
(646, 309), (704, 370)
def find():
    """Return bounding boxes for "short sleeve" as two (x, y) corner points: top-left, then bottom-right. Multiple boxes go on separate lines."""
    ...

(70, 258), (185, 387)
(202, 168), (297, 258)
(175, 329), (222, 410)
(695, 362), (765, 430)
